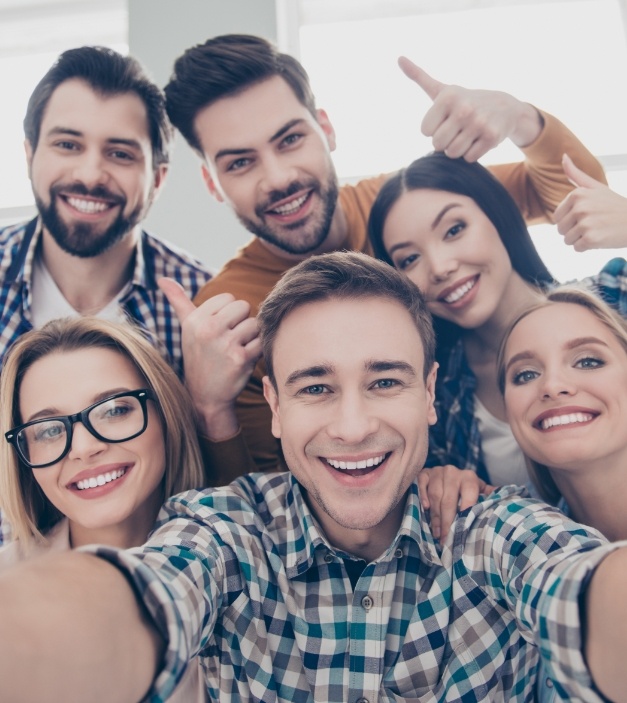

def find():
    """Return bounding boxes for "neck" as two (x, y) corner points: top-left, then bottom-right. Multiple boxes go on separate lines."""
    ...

(312, 494), (405, 563)
(465, 276), (543, 358)
(40, 228), (137, 314)
(551, 462), (627, 541)
(68, 485), (164, 549)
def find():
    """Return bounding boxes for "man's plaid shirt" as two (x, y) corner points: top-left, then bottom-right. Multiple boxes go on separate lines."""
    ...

(90, 473), (620, 703)
(0, 218), (212, 374)
(0, 218), (212, 545)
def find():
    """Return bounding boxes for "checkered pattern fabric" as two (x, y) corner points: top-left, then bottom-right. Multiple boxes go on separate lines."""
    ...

(89, 474), (619, 702)
(0, 218), (212, 545)
(427, 257), (627, 484)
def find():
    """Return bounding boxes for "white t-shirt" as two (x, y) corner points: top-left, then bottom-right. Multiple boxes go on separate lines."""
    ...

(30, 254), (130, 328)
(474, 395), (529, 487)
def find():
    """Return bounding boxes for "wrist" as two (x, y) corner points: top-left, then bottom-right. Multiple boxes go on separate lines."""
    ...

(510, 102), (544, 148)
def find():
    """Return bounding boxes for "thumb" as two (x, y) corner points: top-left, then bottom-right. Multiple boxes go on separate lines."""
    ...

(398, 57), (443, 100)
(562, 153), (603, 189)
(157, 276), (196, 323)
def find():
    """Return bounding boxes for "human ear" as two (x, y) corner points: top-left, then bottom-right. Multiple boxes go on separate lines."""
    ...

(263, 376), (282, 439)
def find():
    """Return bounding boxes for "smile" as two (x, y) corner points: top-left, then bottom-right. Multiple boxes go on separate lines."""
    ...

(538, 412), (596, 431)
(326, 453), (386, 471)
(440, 276), (478, 304)
(65, 196), (112, 214)
(75, 467), (128, 491)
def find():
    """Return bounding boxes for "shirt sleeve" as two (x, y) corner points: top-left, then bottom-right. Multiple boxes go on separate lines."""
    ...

(487, 110), (607, 225)
(80, 493), (231, 703)
(456, 491), (625, 701)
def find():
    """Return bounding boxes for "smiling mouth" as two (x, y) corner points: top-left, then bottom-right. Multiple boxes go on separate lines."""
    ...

(73, 467), (128, 491)
(324, 453), (388, 477)
(439, 275), (478, 304)
(536, 412), (596, 431)
(266, 191), (311, 217)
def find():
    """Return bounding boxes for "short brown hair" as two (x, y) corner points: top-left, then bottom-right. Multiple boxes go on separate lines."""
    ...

(164, 34), (316, 155)
(258, 251), (436, 388)
(497, 285), (627, 503)
(0, 317), (205, 550)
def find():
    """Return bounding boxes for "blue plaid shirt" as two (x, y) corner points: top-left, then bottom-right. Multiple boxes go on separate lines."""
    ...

(89, 473), (619, 702)
(0, 218), (212, 545)
(426, 257), (627, 483)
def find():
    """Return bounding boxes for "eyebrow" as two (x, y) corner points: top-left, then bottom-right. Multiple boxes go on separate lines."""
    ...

(504, 336), (610, 374)
(214, 118), (305, 162)
(25, 387), (135, 423)
(386, 202), (462, 257)
(45, 127), (143, 151)
(284, 359), (417, 387)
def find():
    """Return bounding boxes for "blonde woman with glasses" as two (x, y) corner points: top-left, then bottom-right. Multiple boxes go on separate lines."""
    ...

(0, 317), (208, 702)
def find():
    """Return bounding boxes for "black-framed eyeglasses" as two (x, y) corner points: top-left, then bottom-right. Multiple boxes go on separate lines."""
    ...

(5, 389), (155, 469)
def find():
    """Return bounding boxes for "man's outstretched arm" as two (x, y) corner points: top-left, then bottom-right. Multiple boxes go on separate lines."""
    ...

(0, 551), (163, 703)
(586, 547), (627, 703)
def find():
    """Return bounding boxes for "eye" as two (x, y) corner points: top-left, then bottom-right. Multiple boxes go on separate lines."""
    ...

(444, 222), (465, 239)
(54, 140), (80, 151)
(110, 149), (135, 162)
(33, 422), (65, 442)
(280, 133), (303, 149)
(372, 378), (400, 390)
(511, 369), (539, 386)
(575, 356), (605, 370)
(395, 253), (419, 271)
(226, 157), (252, 173)
(301, 384), (328, 396)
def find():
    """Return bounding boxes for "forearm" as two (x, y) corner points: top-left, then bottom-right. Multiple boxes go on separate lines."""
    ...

(490, 110), (607, 224)
(585, 547), (627, 702)
(0, 551), (163, 703)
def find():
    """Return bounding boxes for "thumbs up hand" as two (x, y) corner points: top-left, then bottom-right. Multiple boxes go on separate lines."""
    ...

(554, 154), (627, 252)
(398, 56), (543, 162)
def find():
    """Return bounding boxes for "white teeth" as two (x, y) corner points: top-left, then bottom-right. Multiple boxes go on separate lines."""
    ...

(271, 193), (308, 215)
(540, 412), (593, 430)
(67, 197), (110, 214)
(76, 468), (126, 491)
(443, 279), (475, 304)
(326, 454), (386, 471)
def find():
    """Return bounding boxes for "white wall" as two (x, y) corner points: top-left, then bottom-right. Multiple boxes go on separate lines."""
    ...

(128, 0), (278, 272)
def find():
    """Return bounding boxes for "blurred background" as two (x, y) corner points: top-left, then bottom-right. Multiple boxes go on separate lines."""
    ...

(1, 0), (626, 280)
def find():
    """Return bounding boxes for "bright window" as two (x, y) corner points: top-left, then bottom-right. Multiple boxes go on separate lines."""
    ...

(285, 0), (627, 279)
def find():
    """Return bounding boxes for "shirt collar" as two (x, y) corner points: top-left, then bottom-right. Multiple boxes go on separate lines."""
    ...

(283, 478), (441, 579)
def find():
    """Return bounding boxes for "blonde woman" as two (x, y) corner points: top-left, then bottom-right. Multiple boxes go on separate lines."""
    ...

(499, 286), (627, 541)
(0, 317), (207, 702)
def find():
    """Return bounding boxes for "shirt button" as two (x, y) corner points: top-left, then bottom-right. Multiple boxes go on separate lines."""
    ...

(394, 548), (403, 558)
(324, 552), (334, 563)
(546, 678), (554, 688)
(356, 698), (369, 703)
(361, 595), (373, 610)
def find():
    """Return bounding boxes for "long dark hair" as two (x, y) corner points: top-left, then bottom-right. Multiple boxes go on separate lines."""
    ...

(368, 151), (555, 347)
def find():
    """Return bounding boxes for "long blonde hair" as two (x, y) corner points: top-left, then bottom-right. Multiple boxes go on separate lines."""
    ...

(497, 286), (627, 503)
(0, 317), (205, 549)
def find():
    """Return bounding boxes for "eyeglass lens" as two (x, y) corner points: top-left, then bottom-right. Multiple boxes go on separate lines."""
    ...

(16, 394), (146, 466)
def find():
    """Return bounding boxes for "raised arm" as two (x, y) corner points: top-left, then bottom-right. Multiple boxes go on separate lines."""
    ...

(585, 547), (627, 702)
(400, 57), (607, 223)
(0, 551), (162, 703)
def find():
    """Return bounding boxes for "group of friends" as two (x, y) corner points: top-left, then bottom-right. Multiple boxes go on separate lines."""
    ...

(0, 32), (627, 703)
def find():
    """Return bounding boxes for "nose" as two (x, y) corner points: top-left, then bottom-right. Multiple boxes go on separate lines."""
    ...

(259, 153), (299, 196)
(426, 247), (459, 284)
(326, 391), (380, 445)
(71, 149), (110, 189)
(540, 368), (577, 400)
(66, 422), (107, 461)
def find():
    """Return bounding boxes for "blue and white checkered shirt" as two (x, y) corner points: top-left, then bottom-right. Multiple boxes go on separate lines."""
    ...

(0, 218), (212, 545)
(89, 474), (619, 702)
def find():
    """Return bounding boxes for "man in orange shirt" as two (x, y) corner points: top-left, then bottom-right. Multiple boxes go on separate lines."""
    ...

(158, 34), (605, 475)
